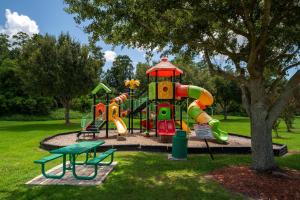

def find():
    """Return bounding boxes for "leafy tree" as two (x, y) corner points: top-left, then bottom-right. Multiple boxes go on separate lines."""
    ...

(10, 32), (30, 59)
(0, 56), (53, 115)
(0, 34), (10, 65)
(213, 77), (242, 120)
(134, 62), (149, 94)
(280, 89), (300, 132)
(64, 0), (300, 171)
(173, 57), (215, 91)
(104, 55), (133, 93)
(272, 118), (281, 138)
(20, 33), (104, 124)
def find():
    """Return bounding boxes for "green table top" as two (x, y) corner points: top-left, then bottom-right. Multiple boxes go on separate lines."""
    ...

(50, 141), (105, 155)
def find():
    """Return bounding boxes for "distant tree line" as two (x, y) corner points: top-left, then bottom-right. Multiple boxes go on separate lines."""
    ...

(0, 32), (104, 124)
(0, 32), (298, 129)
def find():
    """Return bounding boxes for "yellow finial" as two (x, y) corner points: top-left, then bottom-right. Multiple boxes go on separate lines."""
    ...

(124, 79), (140, 89)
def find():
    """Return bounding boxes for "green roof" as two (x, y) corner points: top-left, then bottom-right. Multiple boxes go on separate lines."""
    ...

(91, 83), (112, 95)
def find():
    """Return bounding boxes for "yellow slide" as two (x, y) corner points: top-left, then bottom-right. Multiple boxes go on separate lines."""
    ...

(113, 116), (128, 135)
(175, 120), (191, 134)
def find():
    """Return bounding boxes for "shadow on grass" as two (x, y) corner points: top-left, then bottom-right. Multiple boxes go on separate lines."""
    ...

(3, 153), (251, 200)
(219, 118), (250, 123)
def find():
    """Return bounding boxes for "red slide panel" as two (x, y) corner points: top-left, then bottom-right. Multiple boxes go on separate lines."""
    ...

(157, 120), (176, 136)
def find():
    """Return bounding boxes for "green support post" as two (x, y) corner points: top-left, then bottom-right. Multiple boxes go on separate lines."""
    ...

(41, 155), (67, 179)
(155, 71), (158, 137)
(106, 93), (109, 138)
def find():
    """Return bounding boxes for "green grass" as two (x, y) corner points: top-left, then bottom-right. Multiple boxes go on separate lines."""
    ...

(1, 109), (299, 150)
(214, 115), (300, 151)
(0, 120), (300, 200)
(0, 108), (84, 121)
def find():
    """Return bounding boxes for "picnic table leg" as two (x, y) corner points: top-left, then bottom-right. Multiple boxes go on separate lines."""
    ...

(71, 154), (98, 180)
(93, 147), (97, 158)
(66, 154), (73, 170)
(68, 152), (90, 167)
(41, 154), (66, 179)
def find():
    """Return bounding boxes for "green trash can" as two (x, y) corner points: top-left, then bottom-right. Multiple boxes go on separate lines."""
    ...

(172, 130), (188, 159)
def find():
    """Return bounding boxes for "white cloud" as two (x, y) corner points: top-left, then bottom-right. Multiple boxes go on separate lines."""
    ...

(104, 50), (117, 62)
(0, 9), (39, 38)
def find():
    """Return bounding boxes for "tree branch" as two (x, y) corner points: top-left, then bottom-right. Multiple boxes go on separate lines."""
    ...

(204, 49), (245, 83)
(267, 70), (300, 126)
(264, 45), (295, 66)
(215, 13), (249, 39)
(240, 0), (256, 40)
(255, 0), (271, 53)
(282, 61), (300, 73)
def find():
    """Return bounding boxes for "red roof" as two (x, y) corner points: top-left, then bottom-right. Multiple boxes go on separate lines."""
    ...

(146, 57), (183, 77)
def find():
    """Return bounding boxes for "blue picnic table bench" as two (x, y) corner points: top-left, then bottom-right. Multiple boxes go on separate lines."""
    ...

(34, 141), (116, 180)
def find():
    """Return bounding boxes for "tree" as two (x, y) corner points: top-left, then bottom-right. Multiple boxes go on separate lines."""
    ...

(64, 0), (300, 171)
(135, 62), (149, 94)
(173, 56), (215, 91)
(213, 76), (242, 120)
(280, 89), (300, 132)
(20, 33), (104, 124)
(10, 32), (30, 59)
(0, 34), (10, 65)
(272, 118), (281, 138)
(103, 55), (133, 93)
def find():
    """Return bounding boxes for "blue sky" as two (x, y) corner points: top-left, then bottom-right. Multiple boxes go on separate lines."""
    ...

(0, 0), (161, 70)
(0, 0), (297, 77)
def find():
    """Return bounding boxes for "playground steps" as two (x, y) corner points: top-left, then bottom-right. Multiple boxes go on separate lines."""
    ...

(77, 121), (106, 139)
(131, 101), (148, 115)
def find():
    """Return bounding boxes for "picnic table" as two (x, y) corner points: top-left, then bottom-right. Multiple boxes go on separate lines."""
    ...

(34, 141), (116, 180)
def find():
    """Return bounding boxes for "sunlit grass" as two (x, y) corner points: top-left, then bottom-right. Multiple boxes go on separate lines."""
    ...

(0, 119), (300, 199)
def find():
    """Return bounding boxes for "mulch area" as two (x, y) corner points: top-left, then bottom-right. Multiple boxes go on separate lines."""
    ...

(208, 166), (300, 200)
(44, 130), (282, 149)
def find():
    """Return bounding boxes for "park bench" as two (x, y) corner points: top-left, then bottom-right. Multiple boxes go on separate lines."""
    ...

(34, 154), (66, 179)
(87, 148), (116, 165)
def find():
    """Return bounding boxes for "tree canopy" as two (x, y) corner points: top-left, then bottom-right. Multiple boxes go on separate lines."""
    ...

(103, 55), (134, 93)
(20, 33), (104, 124)
(64, 0), (300, 171)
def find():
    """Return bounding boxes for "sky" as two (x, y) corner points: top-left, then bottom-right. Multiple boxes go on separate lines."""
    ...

(0, 1), (297, 77)
(0, 0), (162, 70)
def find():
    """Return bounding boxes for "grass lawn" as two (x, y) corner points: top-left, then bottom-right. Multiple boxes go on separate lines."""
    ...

(0, 119), (300, 200)
(215, 115), (300, 151)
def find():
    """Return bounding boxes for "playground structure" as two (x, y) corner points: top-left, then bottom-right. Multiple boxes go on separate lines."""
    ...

(143, 57), (228, 143)
(78, 57), (228, 143)
(78, 83), (129, 139)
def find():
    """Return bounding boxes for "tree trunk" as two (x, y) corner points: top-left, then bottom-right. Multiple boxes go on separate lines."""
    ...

(250, 108), (276, 171)
(223, 104), (228, 120)
(248, 80), (277, 171)
(284, 119), (292, 132)
(64, 101), (71, 125)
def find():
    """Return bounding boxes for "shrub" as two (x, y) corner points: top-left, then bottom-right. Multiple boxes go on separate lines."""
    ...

(71, 96), (92, 113)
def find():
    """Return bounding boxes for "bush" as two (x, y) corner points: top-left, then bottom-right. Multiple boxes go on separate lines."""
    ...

(34, 97), (54, 115)
(0, 96), (54, 116)
(71, 96), (92, 113)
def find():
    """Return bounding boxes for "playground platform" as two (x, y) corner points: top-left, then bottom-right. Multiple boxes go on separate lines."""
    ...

(40, 129), (287, 156)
